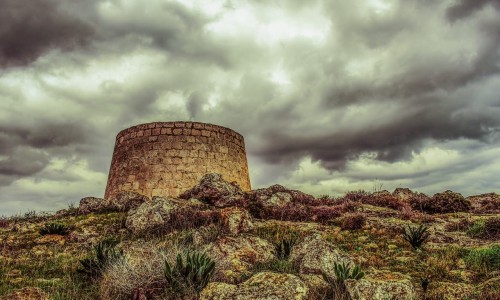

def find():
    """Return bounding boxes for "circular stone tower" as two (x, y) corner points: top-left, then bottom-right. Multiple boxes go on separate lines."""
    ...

(104, 121), (251, 200)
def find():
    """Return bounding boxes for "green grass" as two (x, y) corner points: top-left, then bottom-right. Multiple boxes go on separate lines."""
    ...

(464, 244), (500, 274)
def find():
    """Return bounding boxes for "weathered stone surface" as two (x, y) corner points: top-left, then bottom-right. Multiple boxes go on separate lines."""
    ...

(200, 282), (237, 299)
(426, 282), (474, 300)
(393, 188), (414, 201)
(206, 235), (275, 283)
(290, 234), (353, 278)
(0, 287), (48, 300)
(220, 207), (254, 234)
(180, 173), (246, 207)
(344, 270), (417, 300)
(105, 122), (251, 201)
(125, 197), (181, 235)
(111, 191), (149, 211)
(300, 274), (332, 300)
(248, 184), (316, 208)
(201, 272), (309, 300)
(78, 197), (112, 214)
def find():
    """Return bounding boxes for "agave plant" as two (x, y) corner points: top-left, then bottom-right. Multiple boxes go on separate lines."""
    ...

(332, 262), (365, 282)
(39, 222), (70, 235)
(402, 224), (430, 250)
(164, 251), (215, 293)
(275, 234), (299, 260)
(78, 239), (123, 277)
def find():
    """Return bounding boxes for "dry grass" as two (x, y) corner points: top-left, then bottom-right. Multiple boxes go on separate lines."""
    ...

(99, 243), (175, 300)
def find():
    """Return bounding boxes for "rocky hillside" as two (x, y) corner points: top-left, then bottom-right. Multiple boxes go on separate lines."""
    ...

(1, 173), (499, 300)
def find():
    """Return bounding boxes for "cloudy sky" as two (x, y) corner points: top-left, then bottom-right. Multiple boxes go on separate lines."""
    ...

(1, 0), (500, 215)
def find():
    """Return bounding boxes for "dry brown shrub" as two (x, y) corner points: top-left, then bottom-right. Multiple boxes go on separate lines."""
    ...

(340, 212), (367, 230)
(100, 242), (192, 300)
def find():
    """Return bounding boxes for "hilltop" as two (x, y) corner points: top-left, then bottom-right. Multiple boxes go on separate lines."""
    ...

(1, 174), (499, 300)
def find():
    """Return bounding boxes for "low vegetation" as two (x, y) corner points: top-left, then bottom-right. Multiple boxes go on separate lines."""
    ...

(1, 185), (499, 299)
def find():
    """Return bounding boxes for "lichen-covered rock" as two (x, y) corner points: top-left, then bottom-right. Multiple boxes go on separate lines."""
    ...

(111, 191), (149, 211)
(299, 274), (332, 300)
(426, 282), (474, 300)
(0, 287), (48, 300)
(200, 282), (237, 299)
(249, 184), (316, 207)
(201, 272), (309, 300)
(393, 188), (414, 201)
(206, 235), (275, 283)
(180, 173), (246, 207)
(78, 197), (113, 214)
(290, 234), (353, 278)
(220, 207), (254, 234)
(125, 197), (181, 235)
(344, 270), (417, 300)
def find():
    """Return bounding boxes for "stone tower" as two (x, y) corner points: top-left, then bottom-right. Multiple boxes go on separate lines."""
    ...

(104, 121), (251, 200)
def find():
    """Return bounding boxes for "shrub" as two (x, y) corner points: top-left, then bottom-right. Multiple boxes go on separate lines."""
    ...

(168, 208), (220, 231)
(411, 190), (471, 214)
(464, 245), (500, 273)
(310, 205), (342, 223)
(79, 239), (123, 278)
(322, 262), (364, 300)
(402, 224), (430, 250)
(39, 222), (70, 235)
(444, 218), (474, 232)
(275, 233), (300, 260)
(339, 213), (366, 230)
(164, 251), (215, 294)
(100, 244), (171, 300)
(467, 218), (500, 240)
(0, 218), (9, 228)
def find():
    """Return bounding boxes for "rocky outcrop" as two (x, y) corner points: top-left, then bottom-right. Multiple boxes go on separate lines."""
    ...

(180, 173), (246, 207)
(78, 197), (113, 214)
(200, 272), (309, 300)
(393, 188), (414, 201)
(125, 197), (182, 235)
(111, 191), (149, 211)
(290, 234), (353, 278)
(78, 192), (149, 214)
(220, 207), (254, 235)
(206, 236), (275, 283)
(248, 184), (316, 207)
(344, 270), (417, 300)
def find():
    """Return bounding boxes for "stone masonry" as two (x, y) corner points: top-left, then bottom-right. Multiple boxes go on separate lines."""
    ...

(104, 121), (251, 200)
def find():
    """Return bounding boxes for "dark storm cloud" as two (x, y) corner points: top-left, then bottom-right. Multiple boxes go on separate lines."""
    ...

(446, 0), (500, 22)
(0, 121), (90, 185)
(0, 0), (94, 67)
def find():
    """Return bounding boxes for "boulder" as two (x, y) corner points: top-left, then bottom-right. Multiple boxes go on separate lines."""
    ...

(220, 207), (254, 234)
(111, 191), (149, 211)
(206, 235), (275, 283)
(392, 188), (414, 201)
(125, 197), (181, 235)
(249, 184), (316, 207)
(344, 269), (417, 300)
(290, 234), (353, 279)
(0, 287), (48, 300)
(200, 272), (309, 300)
(78, 197), (112, 214)
(180, 173), (246, 207)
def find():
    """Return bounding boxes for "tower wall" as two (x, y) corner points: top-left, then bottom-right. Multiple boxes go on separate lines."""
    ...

(104, 121), (251, 200)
